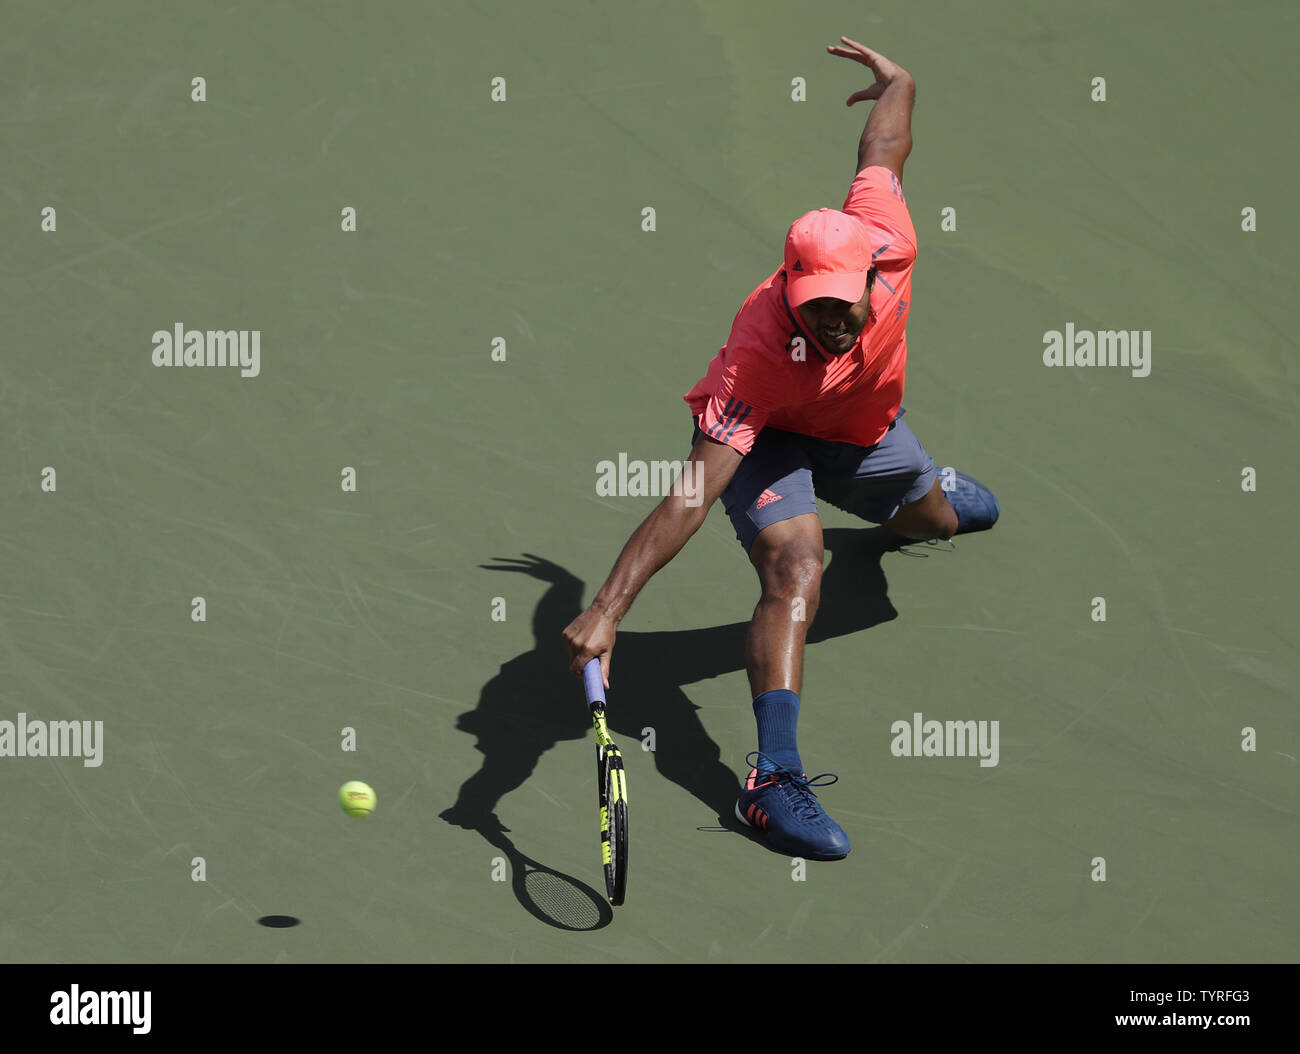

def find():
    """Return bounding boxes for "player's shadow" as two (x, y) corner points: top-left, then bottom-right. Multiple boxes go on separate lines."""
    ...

(441, 526), (911, 892)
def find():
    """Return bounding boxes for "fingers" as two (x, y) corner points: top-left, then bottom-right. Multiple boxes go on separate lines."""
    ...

(562, 610), (615, 685)
(565, 632), (588, 676)
(845, 84), (886, 106)
(562, 627), (600, 679)
(566, 646), (610, 692)
(828, 37), (903, 86)
(839, 35), (875, 58)
(825, 46), (864, 64)
(562, 623), (581, 675)
(826, 36), (880, 66)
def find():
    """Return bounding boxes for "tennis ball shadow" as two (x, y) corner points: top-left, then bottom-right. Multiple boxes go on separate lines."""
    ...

(444, 526), (902, 886)
(257, 915), (301, 928)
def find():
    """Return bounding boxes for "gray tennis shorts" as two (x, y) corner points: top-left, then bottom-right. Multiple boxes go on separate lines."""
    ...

(690, 407), (937, 552)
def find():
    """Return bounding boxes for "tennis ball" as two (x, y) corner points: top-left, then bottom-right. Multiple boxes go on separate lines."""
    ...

(339, 780), (376, 818)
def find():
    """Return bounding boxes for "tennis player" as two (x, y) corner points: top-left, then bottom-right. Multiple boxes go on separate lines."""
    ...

(563, 39), (999, 860)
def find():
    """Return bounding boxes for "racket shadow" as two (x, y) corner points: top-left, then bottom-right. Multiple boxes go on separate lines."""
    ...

(479, 822), (613, 931)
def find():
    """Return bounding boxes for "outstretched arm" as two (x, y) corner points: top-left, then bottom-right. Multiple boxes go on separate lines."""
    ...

(563, 433), (743, 688)
(828, 37), (915, 179)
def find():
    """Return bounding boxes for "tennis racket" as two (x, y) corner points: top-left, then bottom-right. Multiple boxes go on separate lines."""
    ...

(582, 657), (628, 906)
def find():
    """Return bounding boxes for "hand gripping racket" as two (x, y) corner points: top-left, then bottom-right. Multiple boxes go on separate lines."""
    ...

(582, 657), (628, 906)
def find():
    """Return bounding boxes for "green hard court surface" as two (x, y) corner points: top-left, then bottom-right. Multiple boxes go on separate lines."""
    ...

(2, 0), (1296, 964)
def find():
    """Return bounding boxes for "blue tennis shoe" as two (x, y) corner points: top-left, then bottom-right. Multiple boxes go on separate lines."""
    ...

(943, 470), (1000, 534)
(735, 752), (851, 860)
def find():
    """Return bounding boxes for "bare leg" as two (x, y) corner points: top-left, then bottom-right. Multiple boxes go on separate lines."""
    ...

(882, 477), (957, 540)
(744, 513), (824, 696)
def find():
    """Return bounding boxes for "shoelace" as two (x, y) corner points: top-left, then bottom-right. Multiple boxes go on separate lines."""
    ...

(745, 751), (839, 821)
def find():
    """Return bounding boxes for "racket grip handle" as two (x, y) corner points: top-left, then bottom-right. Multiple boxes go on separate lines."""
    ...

(582, 657), (606, 706)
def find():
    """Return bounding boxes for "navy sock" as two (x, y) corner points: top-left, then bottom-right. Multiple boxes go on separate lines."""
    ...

(752, 689), (802, 775)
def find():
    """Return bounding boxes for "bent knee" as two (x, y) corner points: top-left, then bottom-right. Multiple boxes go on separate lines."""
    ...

(754, 545), (823, 596)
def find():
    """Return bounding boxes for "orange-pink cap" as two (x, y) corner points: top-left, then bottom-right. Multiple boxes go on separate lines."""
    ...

(783, 208), (874, 307)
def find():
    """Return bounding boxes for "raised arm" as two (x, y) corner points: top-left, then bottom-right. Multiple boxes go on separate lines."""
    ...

(827, 37), (915, 179)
